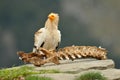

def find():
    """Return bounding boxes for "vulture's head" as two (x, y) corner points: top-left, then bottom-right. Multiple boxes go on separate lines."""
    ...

(45, 13), (59, 28)
(48, 13), (59, 22)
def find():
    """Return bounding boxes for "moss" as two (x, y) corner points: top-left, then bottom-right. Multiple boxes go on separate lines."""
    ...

(25, 75), (53, 80)
(0, 66), (60, 80)
(75, 72), (107, 80)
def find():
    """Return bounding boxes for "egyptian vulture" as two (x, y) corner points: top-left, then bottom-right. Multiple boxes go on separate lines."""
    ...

(33, 13), (61, 52)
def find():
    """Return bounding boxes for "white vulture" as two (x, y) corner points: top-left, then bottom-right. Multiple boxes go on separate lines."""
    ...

(33, 13), (61, 52)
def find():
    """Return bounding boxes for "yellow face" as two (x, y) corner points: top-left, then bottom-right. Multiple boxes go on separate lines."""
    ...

(48, 13), (57, 21)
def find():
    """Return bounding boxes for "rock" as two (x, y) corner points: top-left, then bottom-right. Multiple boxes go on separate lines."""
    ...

(4, 58), (119, 80)
(32, 58), (119, 80)
(35, 59), (114, 72)
(100, 69), (120, 80)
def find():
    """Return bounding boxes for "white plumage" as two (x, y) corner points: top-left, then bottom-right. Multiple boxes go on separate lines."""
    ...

(33, 13), (61, 52)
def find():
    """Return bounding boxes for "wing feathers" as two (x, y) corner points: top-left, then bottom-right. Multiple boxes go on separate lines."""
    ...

(40, 42), (45, 47)
(33, 28), (46, 52)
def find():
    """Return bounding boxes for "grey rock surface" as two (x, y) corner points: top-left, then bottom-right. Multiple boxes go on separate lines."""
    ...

(28, 59), (120, 80)
(35, 59), (114, 71)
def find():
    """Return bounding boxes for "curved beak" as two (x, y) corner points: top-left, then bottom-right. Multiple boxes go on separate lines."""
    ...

(48, 15), (55, 21)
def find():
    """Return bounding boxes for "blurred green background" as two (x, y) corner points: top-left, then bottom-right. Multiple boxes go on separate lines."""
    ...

(0, 0), (120, 68)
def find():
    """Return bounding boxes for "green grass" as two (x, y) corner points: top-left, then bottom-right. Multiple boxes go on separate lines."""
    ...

(75, 72), (107, 80)
(0, 66), (60, 80)
(25, 75), (53, 80)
